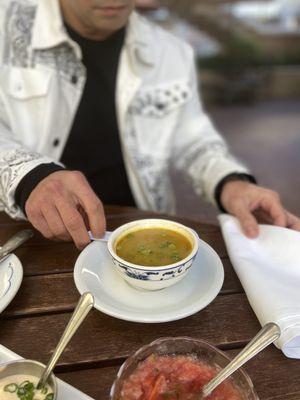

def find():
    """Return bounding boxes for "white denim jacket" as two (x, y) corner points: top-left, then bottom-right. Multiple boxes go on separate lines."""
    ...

(0, 0), (249, 219)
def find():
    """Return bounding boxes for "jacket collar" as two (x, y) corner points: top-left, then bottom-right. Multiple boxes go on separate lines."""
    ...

(125, 11), (156, 67)
(31, 0), (82, 58)
(31, 0), (155, 66)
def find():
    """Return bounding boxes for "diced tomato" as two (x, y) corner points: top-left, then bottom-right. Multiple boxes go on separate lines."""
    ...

(148, 374), (167, 400)
(119, 355), (243, 400)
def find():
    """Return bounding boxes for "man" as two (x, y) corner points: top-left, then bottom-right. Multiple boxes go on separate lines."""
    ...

(0, 0), (299, 250)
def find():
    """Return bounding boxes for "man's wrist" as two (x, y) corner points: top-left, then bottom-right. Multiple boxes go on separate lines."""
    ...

(15, 163), (65, 215)
(215, 173), (256, 213)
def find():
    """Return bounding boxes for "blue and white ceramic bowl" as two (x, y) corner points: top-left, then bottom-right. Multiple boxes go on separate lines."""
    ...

(107, 219), (199, 291)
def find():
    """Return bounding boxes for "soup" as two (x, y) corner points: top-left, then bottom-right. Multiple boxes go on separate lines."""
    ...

(0, 375), (54, 400)
(119, 354), (244, 400)
(115, 228), (193, 266)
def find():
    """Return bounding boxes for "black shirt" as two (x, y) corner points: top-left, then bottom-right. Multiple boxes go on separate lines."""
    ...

(62, 24), (135, 206)
(15, 24), (136, 213)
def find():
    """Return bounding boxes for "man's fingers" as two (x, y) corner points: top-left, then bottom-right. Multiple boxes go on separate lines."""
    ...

(234, 205), (259, 238)
(84, 198), (106, 238)
(41, 204), (72, 241)
(62, 207), (90, 249)
(261, 196), (287, 227)
(286, 212), (300, 231)
(26, 207), (53, 240)
(55, 197), (91, 250)
(74, 186), (106, 238)
(219, 180), (300, 233)
(24, 170), (107, 247)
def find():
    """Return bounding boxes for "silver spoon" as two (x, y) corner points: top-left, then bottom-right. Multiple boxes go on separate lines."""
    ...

(200, 322), (281, 398)
(37, 292), (94, 389)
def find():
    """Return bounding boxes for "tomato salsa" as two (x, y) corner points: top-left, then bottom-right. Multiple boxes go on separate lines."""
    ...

(119, 354), (244, 400)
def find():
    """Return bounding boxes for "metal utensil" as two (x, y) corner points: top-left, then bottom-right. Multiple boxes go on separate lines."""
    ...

(0, 229), (34, 262)
(200, 322), (281, 398)
(37, 292), (94, 389)
(88, 230), (111, 242)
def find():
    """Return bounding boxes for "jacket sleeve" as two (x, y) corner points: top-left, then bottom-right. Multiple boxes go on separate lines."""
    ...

(171, 46), (251, 205)
(0, 97), (63, 220)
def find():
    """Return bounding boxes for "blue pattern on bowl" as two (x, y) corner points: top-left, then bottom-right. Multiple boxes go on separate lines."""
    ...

(111, 254), (197, 283)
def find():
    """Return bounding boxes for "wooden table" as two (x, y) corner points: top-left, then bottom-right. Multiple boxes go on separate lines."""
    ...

(0, 206), (299, 399)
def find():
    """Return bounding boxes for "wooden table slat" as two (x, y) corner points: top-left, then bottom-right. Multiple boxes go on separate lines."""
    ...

(0, 210), (296, 400)
(0, 293), (260, 368)
(1, 258), (243, 319)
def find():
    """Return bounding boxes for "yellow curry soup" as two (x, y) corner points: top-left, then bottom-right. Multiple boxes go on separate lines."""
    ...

(115, 227), (193, 267)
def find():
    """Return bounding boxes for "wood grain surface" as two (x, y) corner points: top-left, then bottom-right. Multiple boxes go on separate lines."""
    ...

(0, 208), (298, 400)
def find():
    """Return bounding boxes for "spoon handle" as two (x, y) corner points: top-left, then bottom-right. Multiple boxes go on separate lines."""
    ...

(88, 230), (112, 242)
(38, 292), (94, 389)
(202, 322), (281, 398)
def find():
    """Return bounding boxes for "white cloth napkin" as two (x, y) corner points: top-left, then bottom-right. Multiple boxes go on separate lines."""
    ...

(218, 214), (300, 359)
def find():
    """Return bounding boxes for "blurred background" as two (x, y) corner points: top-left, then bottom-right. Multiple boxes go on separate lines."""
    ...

(136, 0), (300, 223)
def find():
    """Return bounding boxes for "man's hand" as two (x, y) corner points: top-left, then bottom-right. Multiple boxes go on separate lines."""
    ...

(220, 181), (300, 238)
(25, 170), (106, 249)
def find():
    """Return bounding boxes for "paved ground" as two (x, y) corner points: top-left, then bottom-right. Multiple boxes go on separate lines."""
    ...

(173, 99), (300, 223)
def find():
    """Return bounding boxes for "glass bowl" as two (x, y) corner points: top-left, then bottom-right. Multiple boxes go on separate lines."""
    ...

(110, 337), (259, 400)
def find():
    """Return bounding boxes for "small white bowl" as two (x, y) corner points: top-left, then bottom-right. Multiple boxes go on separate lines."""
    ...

(107, 219), (199, 291)
(0, 359), (57, 400)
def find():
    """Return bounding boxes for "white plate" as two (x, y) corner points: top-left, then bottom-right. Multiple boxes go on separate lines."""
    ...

(0, 254), (23, 314)
(0, 345), (94, 400)
(74, 239), (224, 323)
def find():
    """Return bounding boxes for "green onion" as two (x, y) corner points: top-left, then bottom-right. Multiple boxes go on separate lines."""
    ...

(41, 386), (48, 395)
(3, 380), (53, 400)
(159, 241), (171, 249)
(17, 386), (27, 396)
(19, 381), (30, 387)
(170, 252), (180, 262)
(23, 382), (34, 392)
(4, 383), (18, 393)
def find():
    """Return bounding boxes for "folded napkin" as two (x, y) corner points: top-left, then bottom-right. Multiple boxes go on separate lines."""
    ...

(218, 214), (300, 359)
